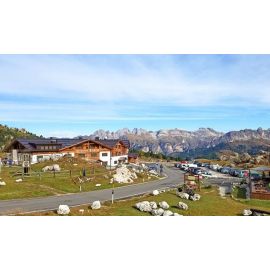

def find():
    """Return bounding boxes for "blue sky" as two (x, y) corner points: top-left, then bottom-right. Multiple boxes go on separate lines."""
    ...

(0, 54), (270, 137)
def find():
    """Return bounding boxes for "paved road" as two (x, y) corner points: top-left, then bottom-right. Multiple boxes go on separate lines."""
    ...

(0, 164), (185, 215)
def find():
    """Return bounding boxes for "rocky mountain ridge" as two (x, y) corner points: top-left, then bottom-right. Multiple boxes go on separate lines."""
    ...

(78, 127), (270, 158)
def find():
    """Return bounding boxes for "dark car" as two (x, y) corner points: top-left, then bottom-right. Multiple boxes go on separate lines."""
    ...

(221, 167), (231, 174)
(250, 173), (262, 181)
(192, 168), (202, 175)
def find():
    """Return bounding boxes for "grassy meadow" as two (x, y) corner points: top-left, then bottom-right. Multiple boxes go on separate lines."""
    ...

(0, 157), (159, 200)
(25, 186), (270, 216)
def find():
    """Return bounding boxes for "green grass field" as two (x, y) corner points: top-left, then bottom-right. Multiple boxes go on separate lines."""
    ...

(0, 158), (159, 200)
(26, 186), (270, 216)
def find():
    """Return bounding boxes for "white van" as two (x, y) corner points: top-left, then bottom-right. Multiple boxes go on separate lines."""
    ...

(187, 164), (198, 168)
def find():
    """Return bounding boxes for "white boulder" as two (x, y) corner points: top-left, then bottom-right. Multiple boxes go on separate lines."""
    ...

(243, 209), (252, 216)
(151, 209), (160, 216)
(112, 165), (137, 184)
(15, 179), (23, 183)
(150, 201), (158, 209)
(79, 209), (85, 214)
(159, 201), (170, 210)
(95, 184), (101, 187)
(91, 201), (101, 210)
(0, 181), (6, 186)
(173, 213), (182, 216)
(177, 192), (190, 200)
(57, 205), (70, 215)
(42, 164), (61, 172)
(163, 210), (174, 216)
(178, 202), (189, 210)
(135, 201), (152, 212)
(151, 208), (165, 216)
(157, 208), (165, 216)
(152, 190), (159, 196)
(190, 194), (201, 201)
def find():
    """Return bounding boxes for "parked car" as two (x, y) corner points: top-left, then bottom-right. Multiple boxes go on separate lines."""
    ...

(201, 170), (212, 176)
(238, 170), (249, 178)
(189, 167), (202, 175)
(180, 164), (188, 170)
(187, 164), (198, 169)
(250, 171), (262, 181)
(210, 164), (222, 171)
(217, 166), (224, 172)
(221, 167), (231, 174)
(229, 168), (240, 177)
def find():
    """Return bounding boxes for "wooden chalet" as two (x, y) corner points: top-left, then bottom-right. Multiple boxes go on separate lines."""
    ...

(4, 137), (130, 166)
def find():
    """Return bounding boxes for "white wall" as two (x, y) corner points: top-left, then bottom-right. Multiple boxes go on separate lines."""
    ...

(99, 152), (128, 167)
(111, 155), (128, 166)
(31, 152), (75, 164)
(99, 151), (111, 164)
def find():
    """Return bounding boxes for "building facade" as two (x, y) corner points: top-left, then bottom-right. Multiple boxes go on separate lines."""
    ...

(4, 138), (130, 166)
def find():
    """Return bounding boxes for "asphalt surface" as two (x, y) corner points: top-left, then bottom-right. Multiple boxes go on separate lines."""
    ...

(0, 164), (185, 215)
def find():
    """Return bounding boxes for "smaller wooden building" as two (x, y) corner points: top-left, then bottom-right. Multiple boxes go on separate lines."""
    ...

(128, 153), (139, 164)
(250, 167), (270, 200)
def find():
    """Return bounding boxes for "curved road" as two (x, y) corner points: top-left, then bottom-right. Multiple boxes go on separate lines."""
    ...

(0, 165), (185, 215)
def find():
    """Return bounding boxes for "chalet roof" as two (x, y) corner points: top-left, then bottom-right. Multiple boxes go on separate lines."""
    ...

(5, 138), (86, 151)
(98, 139), (130, 149)
(5, 138), (130, 152)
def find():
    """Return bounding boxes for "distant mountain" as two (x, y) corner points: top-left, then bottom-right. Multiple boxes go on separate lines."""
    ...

(2, 123), (270, 160)
(79, 127), (270, 159)
(0, 124), (40, 150)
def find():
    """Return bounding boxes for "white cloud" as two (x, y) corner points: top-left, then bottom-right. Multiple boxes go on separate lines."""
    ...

(1, 55), (270, 125)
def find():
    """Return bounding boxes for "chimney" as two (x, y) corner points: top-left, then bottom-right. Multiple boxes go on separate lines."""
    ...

(95, 136), (100, 141)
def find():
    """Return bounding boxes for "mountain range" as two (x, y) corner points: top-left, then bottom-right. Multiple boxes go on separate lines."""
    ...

(84, 127), (270, 158)
(1, 124), (270, 159)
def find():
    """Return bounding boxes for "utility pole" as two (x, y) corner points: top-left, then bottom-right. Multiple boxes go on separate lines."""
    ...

(110, 150), (114, 204)
(112, 180), (115, 204)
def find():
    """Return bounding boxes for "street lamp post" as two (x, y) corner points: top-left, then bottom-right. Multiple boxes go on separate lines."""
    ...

(110, 150), (114, 204)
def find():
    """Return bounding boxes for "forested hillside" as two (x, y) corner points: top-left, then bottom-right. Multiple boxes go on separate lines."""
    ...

(0, 124), (40, 150)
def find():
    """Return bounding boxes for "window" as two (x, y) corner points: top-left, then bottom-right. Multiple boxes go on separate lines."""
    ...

(37, 155), (43, 162)
(78, 153), (85, 158)
(89, 144), (95, 149)
(40, 146), (45, 150)
(114, 160), (118, 165)
(102, 153), (108, 157)
(44, 146), (49, 150)
(91, 153), (98, 157)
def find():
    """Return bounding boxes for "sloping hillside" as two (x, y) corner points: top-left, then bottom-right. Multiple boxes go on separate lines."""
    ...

(0, 124), (40, 150)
